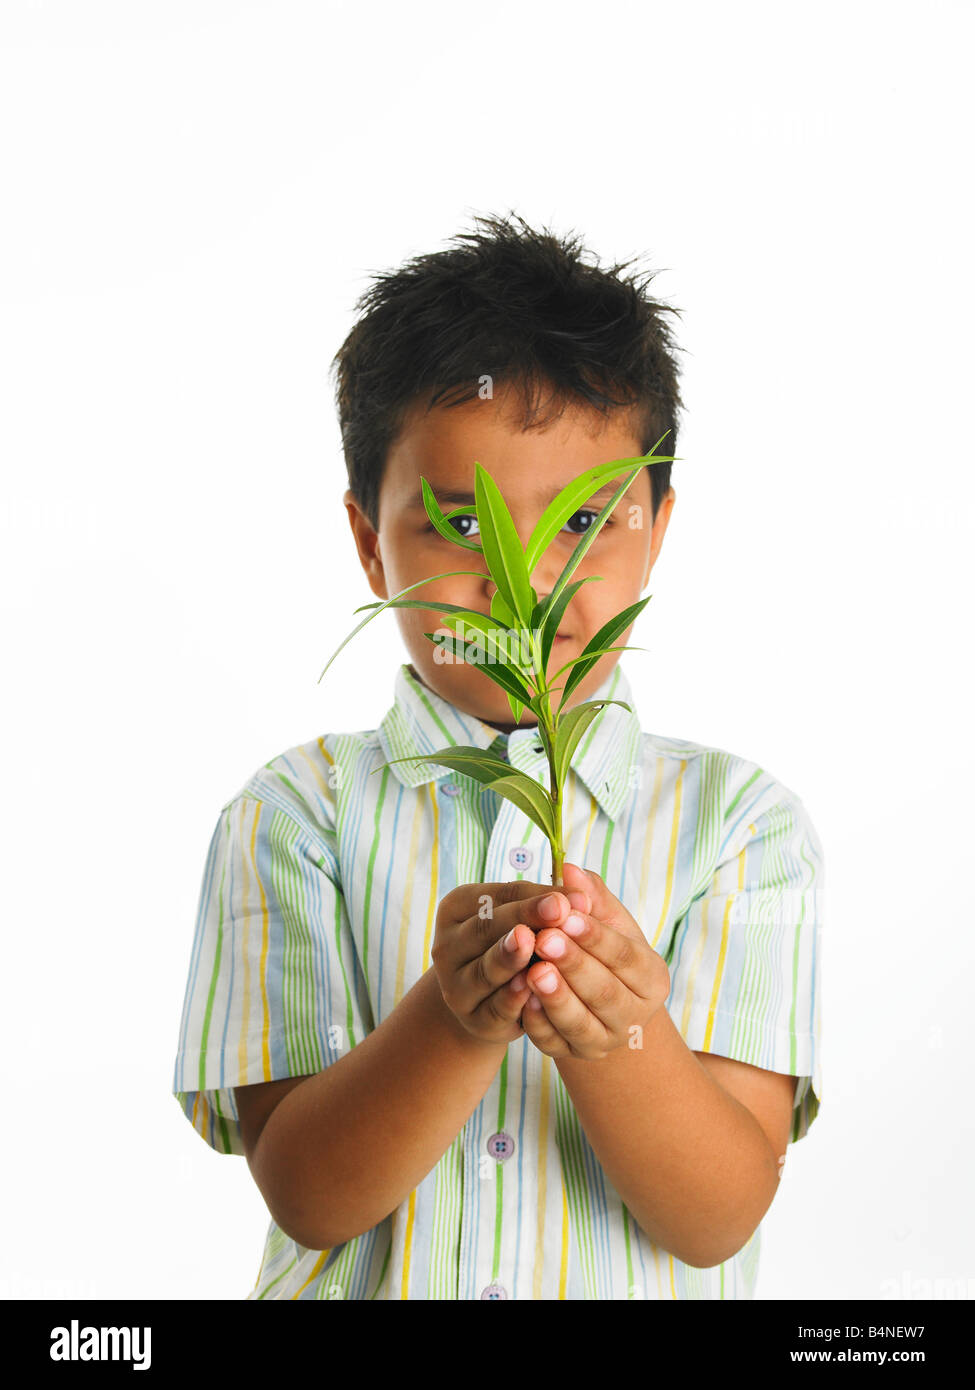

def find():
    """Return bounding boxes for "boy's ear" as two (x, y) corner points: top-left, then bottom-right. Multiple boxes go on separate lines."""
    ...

(343, 489), (388, 600)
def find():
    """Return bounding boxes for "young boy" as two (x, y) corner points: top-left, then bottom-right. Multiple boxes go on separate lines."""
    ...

(173, 212), (823, 1300)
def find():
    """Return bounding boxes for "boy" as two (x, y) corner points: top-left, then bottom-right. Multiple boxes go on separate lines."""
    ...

(173, 212), (823, 1300)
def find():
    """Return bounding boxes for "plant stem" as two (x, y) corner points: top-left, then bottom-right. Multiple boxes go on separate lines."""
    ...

(533, 681), (564, 890)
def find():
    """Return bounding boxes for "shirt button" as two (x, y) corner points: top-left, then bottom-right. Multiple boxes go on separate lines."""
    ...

(480, 1283), (508, 1300)
(486, 1131), (515, 1161)
(509, 846), (533, 871)
(441, 782), (461, 797)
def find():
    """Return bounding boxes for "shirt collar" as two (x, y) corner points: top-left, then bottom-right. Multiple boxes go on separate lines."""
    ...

(377, 660), (643, 823)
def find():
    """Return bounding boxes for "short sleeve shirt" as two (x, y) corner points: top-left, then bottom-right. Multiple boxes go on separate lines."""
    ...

(173, 660), (824, 1300)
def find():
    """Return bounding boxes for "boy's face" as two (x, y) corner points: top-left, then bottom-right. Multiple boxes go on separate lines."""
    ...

(343, 384), (675, 732)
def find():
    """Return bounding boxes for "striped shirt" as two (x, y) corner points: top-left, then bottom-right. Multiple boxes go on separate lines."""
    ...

(173, 659), (824, 1299)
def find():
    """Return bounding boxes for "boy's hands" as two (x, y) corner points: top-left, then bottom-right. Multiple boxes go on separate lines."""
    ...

(432, 879), (570, 1047)
(519, 862), (671, 1061)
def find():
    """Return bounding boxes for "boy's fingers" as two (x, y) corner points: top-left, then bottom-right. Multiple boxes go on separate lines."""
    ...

(457, 923), (534, 1011)
(443, 882), (572, 948)
(451, 885), (576, 968)
(472, 963), (533, 1032)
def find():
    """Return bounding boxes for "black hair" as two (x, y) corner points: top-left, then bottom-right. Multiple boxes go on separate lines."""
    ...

(330, 210), (684, 531)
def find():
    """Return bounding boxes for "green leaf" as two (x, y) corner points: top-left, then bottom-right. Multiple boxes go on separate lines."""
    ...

(318, 568), (492, 682)
(420, 476), (484, 552)
(370, 746), (556, 842)
(485, 772), (557, 842)
(552, 699), (632, 790)
(490, 589), (519, 630)
(533, 465), (644, 638)
(531, 575), (603, 674)
(474, 461), (534, 626)
(438, 610), (534, 676)
(422, 631), (536, 705)
(556, 596), (653, 706)
(527, 691), (551, 720)
(506, 690), (526, 724)
(351, 598), (480, 618)
(524, 433), (675, 578)
(368, 745), (514, 784)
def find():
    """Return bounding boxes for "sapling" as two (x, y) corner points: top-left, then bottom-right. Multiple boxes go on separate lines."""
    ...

(318, 434), (676, 896)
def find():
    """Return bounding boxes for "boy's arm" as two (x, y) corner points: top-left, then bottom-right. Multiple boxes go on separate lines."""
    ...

(236, 967), (507, 1251)
(554, 1016), (795, 1268)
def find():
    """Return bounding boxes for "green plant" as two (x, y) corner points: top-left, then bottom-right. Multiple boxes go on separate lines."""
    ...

(318, 434), (676, 890)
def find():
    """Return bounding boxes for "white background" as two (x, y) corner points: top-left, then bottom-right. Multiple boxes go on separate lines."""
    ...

(1, 0), (971, 1302)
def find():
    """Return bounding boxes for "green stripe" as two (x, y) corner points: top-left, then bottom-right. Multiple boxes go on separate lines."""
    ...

(266, 765), (303, 802)
(332, 878), (356, 1048)
(429, 1134), (463, 1297)
(724, 765), (761, 821)
(730, 801), (788, 1063)
(370, 1236), (393, 1300)
(789, 903), (804, 1075)
(273, 809), (320, 1075)
(600, 814), (614, 880)
(621, 1202), (634, 1296)
(256, 1255), (298, 1299)
(197, 816), (229, 1093)
(362, 764), (391, 996)
(412, 679), (458, 748)
(554, 1077), (600, 1297)
(491, 1053), (508, 1279)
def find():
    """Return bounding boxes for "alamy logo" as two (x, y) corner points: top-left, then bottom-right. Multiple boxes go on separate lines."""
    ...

(50, 1319), (151, 1370)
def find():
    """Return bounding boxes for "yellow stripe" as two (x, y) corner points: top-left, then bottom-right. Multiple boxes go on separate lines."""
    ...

(702, 845), (746, 1049)
(393, 796), (425, 1006)
(584, 792), (598, 856)
(399, 786), (437, 1297)
(559, 1177), (569, 1300)
(237, 802), (255, 1081)
(700, 834), (745, 1050)
(290, 1248), (332, 1299)
(639, 756), (664, 921)
(400, 1188), (418, 1299)
(533, 1054), (552, 1298)
(254, 802), (271, 1079)
(236, 806), (250, 1084)
(680, 895), (710, 1036)
(669, 1251), (677, 1299)
(652, 760), (685, 949)
(251, 1240), (270, 1297)
(297, 739), (333, 799)
(651, 1239), (664, 1298)
(420, 782), (440, 972)
(563, 767), (578, 870)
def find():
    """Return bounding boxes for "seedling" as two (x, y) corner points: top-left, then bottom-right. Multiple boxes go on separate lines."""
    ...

(319, 434), (676, 889)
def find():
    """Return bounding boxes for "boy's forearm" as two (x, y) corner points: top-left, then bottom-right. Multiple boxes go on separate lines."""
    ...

(555, 1006), (779, 1268)
(250, 967), (507, 1251)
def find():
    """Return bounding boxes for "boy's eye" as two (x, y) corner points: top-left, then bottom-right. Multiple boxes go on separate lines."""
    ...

(440, 509), (609, 539)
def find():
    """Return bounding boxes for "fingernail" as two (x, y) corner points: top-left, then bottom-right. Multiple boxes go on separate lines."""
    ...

(509, 972), (526, 993)
(503, 928), (519, 952)
(566, 890), (588, 912)
(535, 970), (558, 994)
(539, 894), (562, 920)
(540, 933), (565, 957)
